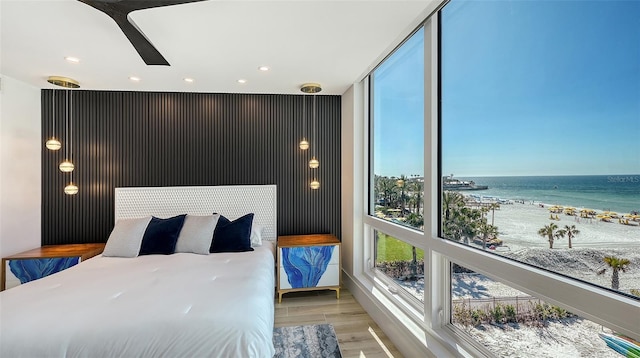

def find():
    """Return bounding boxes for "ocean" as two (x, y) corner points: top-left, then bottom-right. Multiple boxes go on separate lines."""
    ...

(457, 175), (640, 214)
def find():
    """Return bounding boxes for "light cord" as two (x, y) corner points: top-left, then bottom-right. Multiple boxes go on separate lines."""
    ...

(52, 90), (56, 137)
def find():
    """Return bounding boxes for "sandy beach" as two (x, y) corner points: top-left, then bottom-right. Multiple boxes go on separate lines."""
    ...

(482, 200), (640, 292)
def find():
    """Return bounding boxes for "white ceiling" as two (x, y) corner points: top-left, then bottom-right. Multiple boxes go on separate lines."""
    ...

(1, 0), (434, 95)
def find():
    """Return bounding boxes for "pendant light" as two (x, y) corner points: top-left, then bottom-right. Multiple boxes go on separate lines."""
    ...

(302, 83), (321, 170)
(308, 94), (320, 169)
(64, 90), (78, 195)
(301, 83), (322, 190)
(299, 94), (309, 150)
(45, 90), (62, 150)
(64, 182), (79, 195)
(59, 90), (74, 173)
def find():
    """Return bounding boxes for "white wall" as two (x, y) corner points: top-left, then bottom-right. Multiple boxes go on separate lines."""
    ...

(0, 75), (41, 258)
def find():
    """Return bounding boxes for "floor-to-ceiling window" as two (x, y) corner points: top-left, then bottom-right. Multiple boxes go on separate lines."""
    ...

(440, 0), (640, 295)
(362, 0), (639, 356)
(369, 28), (426, 307)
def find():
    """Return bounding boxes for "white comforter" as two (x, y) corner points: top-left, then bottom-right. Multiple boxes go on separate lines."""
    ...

(0, 244), (276, 358)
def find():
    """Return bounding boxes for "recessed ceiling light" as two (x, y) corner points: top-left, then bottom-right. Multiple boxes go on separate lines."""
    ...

(237, 79), (247, 84)
(65, 56), (80, 63)
(258, 66), (270, 71)
(184, 78), (194, 83)
(129, 76), (141, 82)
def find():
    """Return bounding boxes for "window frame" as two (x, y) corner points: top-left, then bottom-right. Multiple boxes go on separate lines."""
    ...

(360, 3), (640, 354)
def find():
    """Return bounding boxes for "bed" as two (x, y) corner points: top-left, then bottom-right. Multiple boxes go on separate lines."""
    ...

(0, 185), (278, 358)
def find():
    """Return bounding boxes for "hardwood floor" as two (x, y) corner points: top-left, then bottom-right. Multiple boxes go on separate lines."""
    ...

(275, 288), (404, 358)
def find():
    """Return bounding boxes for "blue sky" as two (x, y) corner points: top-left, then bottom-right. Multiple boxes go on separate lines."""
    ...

(374, 0), (639, 178)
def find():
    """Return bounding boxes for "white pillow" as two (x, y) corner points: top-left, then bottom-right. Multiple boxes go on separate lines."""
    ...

(103, 216), (152, 258)
(250, 224), (264, 247)
(175, 214), (220, 254)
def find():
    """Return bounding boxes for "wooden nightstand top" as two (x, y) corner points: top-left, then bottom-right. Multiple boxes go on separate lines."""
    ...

(3, 243), (106, 261)
(278, 234), (340, 247)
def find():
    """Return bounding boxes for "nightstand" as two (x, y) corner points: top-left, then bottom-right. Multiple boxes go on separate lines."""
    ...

(1, 243), (106, 291)
(277, 234), (341, 303)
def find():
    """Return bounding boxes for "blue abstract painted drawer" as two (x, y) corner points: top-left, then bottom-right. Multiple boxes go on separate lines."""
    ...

(279, 244), (340, 290)
(1, 243), (106, 291)
(4, 257), (79, 289)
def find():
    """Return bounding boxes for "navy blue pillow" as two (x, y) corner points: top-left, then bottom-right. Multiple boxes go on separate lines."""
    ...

(210, 213), (254, 253)
(139, 214), (187, 255)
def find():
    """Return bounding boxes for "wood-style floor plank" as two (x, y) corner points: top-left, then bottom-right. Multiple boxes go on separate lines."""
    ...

(275, 288), (403, 358)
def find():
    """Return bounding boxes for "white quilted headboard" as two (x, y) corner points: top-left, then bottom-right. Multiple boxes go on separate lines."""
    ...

(114, 185), (277, 241)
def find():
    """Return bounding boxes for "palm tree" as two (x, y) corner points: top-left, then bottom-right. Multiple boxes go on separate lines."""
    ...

(556, 225), (580, 249)
(442, 191), (465, 222)
(409, 179), (423, 215)
(488, 203), (500, 226)
(459, 207), (482, 245)
(377, 177), (397, 208)
(537, 223), (560, 249)
(598, 256), (631, 290)
(478, 223), (498, 250)
(396, 174), (407, 217)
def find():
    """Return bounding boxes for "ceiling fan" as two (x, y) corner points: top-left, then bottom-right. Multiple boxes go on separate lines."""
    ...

(78, 0), (207, 66)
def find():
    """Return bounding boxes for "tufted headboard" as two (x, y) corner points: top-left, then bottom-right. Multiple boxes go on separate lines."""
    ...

(114, 185), (277, 241)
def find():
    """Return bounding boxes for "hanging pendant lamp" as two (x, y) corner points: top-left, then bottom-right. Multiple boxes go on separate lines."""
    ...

(306, 83), (321, 170)
(300, 83), (322, 189)
(46, 90), (62, 150)
(64, 90), (78, 195)
(64, 182), (79, 195)
(299, 93), (309, 150)
(59, 90), (74, 173)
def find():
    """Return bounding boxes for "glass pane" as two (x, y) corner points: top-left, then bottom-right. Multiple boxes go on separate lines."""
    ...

(451, 264), (629, 358)
(440, 0), (640, 295)
(371, 28), (425, 231)
(375, 231), (425, 302)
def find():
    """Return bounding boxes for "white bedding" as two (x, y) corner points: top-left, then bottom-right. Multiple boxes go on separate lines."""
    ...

(0, 243), (276, 358)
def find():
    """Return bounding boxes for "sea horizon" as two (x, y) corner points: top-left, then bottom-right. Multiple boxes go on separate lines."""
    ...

(455, 174), (640, 214)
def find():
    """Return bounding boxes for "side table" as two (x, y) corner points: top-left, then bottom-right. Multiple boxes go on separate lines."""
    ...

(1, 243), (106, 291)
(277, 234), (341, 303)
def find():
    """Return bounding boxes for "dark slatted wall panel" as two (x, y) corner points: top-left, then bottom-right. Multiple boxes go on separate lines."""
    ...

(41, 90), (341, 245)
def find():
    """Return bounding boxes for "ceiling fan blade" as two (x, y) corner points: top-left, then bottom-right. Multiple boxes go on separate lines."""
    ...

(77, 0), (207, 66)
(111, 13), (169, 66)
(117, 0), (208, 13)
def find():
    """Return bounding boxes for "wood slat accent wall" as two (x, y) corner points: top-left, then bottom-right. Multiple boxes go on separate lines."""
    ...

(41, 90), (341, 245)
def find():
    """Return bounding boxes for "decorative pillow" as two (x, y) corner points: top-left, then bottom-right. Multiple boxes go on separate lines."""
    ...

(103, 216), (152, 258)
(250, 224), (264, 247)
(139, 214), (187, 255)
(210, 213), (254, 253)
(175, 214), (220, 255)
